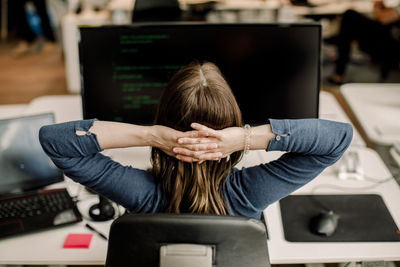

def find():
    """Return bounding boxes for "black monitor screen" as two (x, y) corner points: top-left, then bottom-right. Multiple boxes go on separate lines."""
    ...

(0, 113), (63, 196)
(79, 23), (321, 125)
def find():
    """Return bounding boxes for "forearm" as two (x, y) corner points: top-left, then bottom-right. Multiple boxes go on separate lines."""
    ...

(40, 119), (164, 158)
(86, 121), (153, 150)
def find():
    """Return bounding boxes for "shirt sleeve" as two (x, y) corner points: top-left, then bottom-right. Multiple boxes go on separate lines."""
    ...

(225, 119), (353, 218)
(39, 119), (162, 213)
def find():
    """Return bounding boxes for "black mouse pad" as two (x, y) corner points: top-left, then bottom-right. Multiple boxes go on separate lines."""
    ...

(279, 194), (400, 242)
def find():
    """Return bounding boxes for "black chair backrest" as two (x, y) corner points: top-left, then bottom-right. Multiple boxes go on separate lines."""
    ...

(106, 213), (270, 267)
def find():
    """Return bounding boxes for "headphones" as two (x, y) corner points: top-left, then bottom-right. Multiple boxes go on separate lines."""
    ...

(89, 195), (116, 221)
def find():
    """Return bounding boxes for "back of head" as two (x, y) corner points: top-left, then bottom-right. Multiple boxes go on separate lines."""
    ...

(152, 62), (243, 215)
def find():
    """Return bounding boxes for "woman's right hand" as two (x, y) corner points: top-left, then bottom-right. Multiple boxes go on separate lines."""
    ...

(173, 123), (245, 163)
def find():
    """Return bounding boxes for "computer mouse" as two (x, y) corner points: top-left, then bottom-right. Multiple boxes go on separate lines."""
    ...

(309, 210), (339, 237)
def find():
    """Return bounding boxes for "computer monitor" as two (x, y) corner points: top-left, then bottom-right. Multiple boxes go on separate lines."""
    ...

(79, 23), (321, 125)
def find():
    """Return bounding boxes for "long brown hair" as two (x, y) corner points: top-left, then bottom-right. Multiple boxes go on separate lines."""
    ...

(151, 62), (243, 215)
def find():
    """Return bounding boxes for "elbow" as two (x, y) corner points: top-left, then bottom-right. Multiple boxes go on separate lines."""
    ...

(342, 123), (353, 151)
(39, 125), (50, 146)
(332, 123), (353, 159)
(39, 125), (55, 156)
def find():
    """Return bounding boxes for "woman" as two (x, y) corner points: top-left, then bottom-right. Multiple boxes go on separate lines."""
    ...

(39, 62), (353, 220)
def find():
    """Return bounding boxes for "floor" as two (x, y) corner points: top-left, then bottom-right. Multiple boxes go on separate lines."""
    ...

(0, 40), (68, 105)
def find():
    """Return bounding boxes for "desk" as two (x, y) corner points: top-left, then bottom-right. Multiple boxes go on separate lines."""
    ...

(207, 0), (374, 23)
(340, 83), (400, 148)
(319, 91), (365, 147)
(341, 83), (400, 146)
(0, 104), (28, 119)
(23, 95), (83, 122)
(209, 0), (281, 22)
(2, 92), (399, 264)
(341, 83), (400, 186)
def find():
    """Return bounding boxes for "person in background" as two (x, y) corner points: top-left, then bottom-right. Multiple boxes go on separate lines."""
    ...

(329, 1), (400, 84)
(39, 62), (352, 219)
(11, 0), (55, 54)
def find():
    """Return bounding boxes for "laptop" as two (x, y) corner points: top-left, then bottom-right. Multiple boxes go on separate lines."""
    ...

(0, 113), (81, 239)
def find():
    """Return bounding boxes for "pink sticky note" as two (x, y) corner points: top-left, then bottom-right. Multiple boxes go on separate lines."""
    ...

(63, 233), (93, 249)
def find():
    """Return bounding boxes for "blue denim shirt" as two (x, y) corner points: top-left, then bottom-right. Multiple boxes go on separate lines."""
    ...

(39, 119), (352, 219)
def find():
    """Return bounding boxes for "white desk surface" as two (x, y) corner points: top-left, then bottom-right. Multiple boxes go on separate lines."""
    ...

(210, 0), (373, 16)
(23, 95), (83, 122)
(2, 93), (399, 265)
(341, 83), (400, 146)
(319, 91), (365, 147)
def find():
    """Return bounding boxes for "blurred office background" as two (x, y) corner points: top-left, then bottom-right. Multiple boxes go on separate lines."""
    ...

(0, 0), (399, 103)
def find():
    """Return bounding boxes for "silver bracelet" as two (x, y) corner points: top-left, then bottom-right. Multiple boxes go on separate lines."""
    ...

(243, 124), (251, 154)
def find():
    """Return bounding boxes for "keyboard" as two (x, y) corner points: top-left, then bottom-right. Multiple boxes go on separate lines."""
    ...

(0, 188), (82, 239)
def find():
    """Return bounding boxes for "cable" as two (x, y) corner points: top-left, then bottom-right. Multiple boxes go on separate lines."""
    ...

(70, 186), (83, 203)
(70, 185), (124, 220)
(361, 172), (399, 184)
(313, 169), (399, 194)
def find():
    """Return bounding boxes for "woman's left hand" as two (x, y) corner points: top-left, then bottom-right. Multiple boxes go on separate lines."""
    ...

(151, 125), (219, 162)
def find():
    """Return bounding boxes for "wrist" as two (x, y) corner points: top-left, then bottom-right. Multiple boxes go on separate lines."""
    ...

(243, 124), (251, 154)
(250, 124), (276, 150)
(147, 125), (159, 147)
(147, 125), (171, 151)
(233, 127), (246, 153)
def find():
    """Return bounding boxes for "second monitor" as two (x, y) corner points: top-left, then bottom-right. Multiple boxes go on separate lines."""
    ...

(79, 23), (321, 125)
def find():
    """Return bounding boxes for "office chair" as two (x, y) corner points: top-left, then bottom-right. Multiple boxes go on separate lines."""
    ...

(106, 213), (270, 267)
(132, 0), (182, 22)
